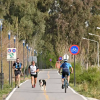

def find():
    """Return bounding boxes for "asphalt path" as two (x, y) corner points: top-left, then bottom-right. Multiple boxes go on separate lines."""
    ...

(6, 69), (88, 100)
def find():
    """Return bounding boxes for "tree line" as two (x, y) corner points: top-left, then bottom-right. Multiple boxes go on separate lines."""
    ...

(0, 0), (100, 67)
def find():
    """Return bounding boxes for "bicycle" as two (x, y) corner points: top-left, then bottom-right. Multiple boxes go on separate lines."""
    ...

(64, 74), (69, 93)
(60, 72), (71, 93)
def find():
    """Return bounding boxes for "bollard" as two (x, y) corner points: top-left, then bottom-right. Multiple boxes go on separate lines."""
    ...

(0, 73), (4, 89)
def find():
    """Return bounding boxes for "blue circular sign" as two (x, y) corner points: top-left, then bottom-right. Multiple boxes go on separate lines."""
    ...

(69, 45), (80, 55)
(49, 59), (52, 62)
(12, 49), (16, 53)
(58, 56), (62, 61)
(8, 49), (11, 53)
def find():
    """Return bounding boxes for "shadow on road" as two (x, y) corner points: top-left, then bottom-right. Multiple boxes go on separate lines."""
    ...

(15, 90), (65, 93)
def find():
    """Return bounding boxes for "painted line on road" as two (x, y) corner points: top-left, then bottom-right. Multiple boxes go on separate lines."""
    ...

(5, 71), (41, 100)
(68, 87), (88, 100)
(47, 71), (50, 79)
(43, 90), (49, 100)
(5, 80), (29, 100)
(43, 71), (50, 100)
(57, 71), (88, 100)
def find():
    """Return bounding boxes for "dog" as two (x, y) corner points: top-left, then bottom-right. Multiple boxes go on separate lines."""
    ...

(39, 79), (46, 90)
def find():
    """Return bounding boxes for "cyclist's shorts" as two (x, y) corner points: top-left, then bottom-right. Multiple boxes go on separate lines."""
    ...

(62, 71), (70, 78)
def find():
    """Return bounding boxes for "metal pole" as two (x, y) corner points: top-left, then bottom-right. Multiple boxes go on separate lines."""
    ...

(29, 50), (30, 65)
(9, 37), (11, 85)
(23, 45), (25, 80)
(83, 37), (99, 67)
(41, 54), (42, 69)
(30, 51), (32, 56)
(98, 42), (99, 67)
(11, 61), (12, 87)
(14, 41), (15, 48)
(27, 49), (28, 76)
(17, 17), (18, 57)
(0, 20), (3, 89)
(74, 55), (75, 87)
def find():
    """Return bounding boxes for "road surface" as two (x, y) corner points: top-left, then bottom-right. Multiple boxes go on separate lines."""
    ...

(6, 69), (88, 100)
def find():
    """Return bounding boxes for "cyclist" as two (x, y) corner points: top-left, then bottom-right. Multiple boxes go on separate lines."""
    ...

(13, 58), (23, 88)
(55, 60), (61, 69)
(59, 59), (73, 89)
(28, 61), (39, 88)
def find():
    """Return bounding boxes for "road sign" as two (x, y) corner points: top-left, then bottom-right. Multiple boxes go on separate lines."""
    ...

(49, 59), (52, 62)
(69, 45), (80, 55)
(7, 48), (16, 61)
(28, 56), (37, 63)
(69, 45), (80, 87)
(58, 56), (62, 61)
(12, 49), (16, 53)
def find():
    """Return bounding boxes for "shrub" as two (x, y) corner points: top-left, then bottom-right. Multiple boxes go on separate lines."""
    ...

(70, 62), (100, 88)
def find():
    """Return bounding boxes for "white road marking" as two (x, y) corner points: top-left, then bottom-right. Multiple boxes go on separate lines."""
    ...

(5, 71), (41, 100)
(69, 87), (88, 100)
(5, 80), (28, 100)
(57, 71), (88, 100)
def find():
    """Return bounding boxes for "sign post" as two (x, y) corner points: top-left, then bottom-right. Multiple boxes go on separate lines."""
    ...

(49, 59), (52, 68)
(69, 45), (80, 86)
(7, 48), (16, 87)
(28, 56), (37, 63)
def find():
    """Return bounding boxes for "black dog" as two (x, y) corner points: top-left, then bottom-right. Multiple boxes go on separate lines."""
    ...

(39, 79), (46, 90)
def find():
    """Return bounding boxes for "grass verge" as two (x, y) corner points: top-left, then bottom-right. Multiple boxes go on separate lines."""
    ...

(0, 75), (31, 100)
(70, 80), (100, 99)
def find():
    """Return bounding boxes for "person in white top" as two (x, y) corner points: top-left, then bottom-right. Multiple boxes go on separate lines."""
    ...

(28, 61), (39, 88)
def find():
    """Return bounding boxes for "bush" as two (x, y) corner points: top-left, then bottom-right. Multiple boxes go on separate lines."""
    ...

(70, 62), (82, 83)
(70, 62), (100, 87)
(80, 67), (100, 86)
(70, 63), (100, 99)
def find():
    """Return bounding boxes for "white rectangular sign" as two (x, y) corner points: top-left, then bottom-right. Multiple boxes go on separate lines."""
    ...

(7, 48), (16, 61)
(28, 56), (37, 63)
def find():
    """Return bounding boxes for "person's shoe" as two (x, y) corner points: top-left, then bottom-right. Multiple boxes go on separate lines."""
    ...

(32, 85), (34, 88)
(62, 84), (64, 89)
(34, 84), (35, 88)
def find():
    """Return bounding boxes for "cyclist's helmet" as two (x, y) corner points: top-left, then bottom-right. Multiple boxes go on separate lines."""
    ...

(64, 59), (67, 62)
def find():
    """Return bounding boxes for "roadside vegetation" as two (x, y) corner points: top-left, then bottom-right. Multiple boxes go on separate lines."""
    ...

(0, 76), (30, 100)
(70, 62), (100, 99)
(0, 0), (100, 99)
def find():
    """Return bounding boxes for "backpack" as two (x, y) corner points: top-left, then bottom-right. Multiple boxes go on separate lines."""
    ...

(15, 63), (21, 69)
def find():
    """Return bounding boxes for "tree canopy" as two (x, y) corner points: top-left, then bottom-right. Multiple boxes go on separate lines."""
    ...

(0, 0), (100, 67)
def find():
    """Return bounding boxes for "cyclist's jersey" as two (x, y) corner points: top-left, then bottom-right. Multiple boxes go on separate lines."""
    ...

(60, 62), (72, 72)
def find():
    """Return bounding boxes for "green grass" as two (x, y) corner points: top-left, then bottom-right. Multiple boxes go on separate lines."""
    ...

(70, 82), (100, 99)
(70, 62), (100, 99)
(0, 82), (15, 100)
(0, 75), (31, 100)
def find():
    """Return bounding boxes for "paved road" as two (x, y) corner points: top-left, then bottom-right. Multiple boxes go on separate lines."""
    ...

(7, 70), (88, 100)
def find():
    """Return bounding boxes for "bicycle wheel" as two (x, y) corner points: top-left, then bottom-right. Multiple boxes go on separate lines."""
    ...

(65, 81), (67, 93)
(65, 75), (67, 93)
